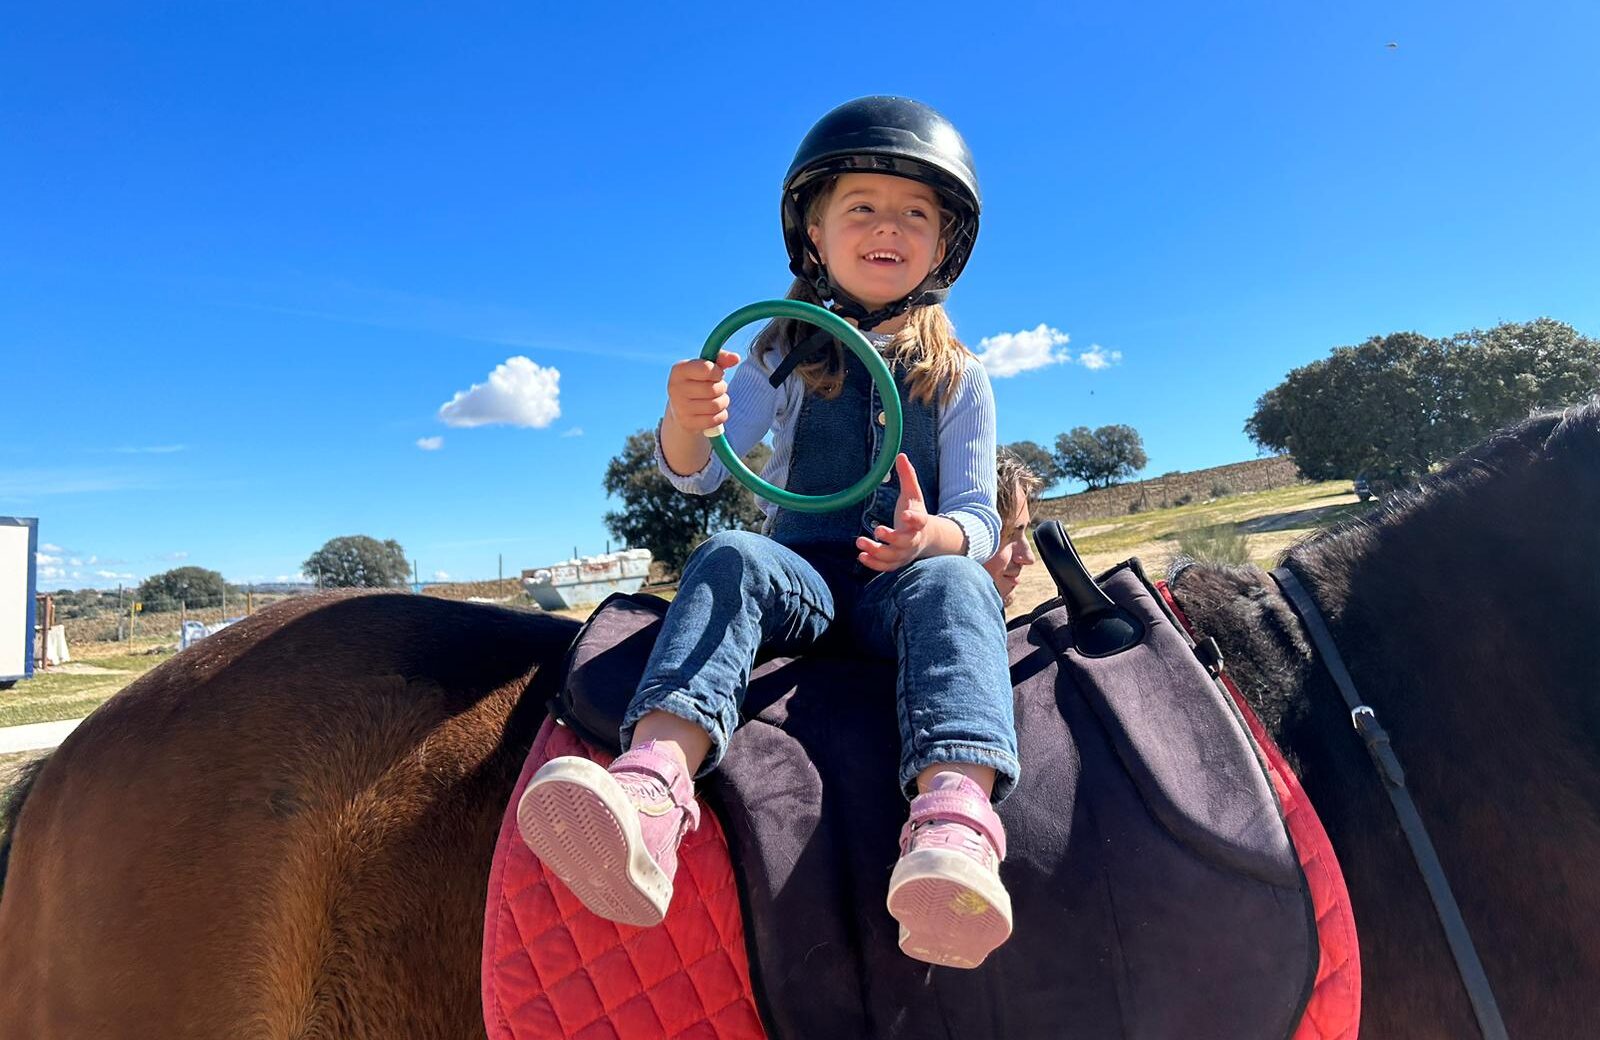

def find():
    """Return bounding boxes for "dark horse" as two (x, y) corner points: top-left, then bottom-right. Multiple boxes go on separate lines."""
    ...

(2, 402), (1596, 1038)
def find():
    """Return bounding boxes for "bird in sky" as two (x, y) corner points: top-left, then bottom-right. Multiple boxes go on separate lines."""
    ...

(1386, 41), (1399, 49)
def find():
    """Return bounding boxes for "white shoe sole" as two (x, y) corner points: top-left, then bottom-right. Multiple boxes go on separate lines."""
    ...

(516, 757), (672, 927)
(887, 848), (1013, 969)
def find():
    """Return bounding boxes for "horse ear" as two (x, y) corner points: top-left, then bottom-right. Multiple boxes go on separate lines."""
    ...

(1032, 520), (1144, 657)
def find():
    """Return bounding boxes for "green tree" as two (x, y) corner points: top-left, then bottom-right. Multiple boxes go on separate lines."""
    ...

(1000, 439), (1062, 491)
(1053, 425), (1148, 489)
(303, 535), (411, 589)
(602, 429), (772, 575)
(137, 566), (228, 610)
(1435, 319), (1600, 455)
(1246, 319), (1600, 479)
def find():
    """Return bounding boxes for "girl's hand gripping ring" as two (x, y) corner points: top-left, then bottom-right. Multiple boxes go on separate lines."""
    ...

(700, 299), (903, 513)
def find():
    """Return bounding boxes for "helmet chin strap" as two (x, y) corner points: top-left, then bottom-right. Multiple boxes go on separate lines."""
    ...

(767, 267), (949, 390)
(810, 268), (950, 332)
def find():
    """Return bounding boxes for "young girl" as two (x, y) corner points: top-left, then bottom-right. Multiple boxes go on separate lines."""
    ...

(518, 96), (1018, 970)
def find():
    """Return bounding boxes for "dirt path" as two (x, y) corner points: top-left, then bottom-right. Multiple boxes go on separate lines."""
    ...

(43, 663), (123, 676)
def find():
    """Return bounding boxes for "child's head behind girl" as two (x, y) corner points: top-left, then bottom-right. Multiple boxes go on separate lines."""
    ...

(754, 96), (981, 408)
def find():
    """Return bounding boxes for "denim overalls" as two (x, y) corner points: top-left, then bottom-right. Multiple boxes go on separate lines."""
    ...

(621, 349), (1020, 801)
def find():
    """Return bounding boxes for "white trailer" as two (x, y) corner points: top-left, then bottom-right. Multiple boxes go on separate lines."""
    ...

(0, 517), (39, 687)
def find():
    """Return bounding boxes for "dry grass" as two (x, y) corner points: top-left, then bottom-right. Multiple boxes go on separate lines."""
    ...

(1, 748), (50, 790)
(1175, 524), (1252, 566)
(1006, 479), (1367, 618)
(0, 646), (168, 729)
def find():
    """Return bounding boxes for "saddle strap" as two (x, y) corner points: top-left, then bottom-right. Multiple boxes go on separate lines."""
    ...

(1270, 566), (1509, 1040)
(899, 789), (1007, 860)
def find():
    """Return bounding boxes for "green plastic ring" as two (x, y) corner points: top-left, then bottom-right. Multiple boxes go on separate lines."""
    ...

(700, 299), (903, 513)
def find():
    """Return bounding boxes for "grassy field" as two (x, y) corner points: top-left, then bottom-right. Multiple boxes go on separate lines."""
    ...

(1, 478), (1368, 737)
(1005, 479), (1365, 618)
(0, 640), (170, 730)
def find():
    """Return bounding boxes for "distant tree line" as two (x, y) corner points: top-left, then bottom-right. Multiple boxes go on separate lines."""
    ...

(1245, 318), (1599, 480)
(82, 536), (416, 616)
(1001, 424), (1149, 493)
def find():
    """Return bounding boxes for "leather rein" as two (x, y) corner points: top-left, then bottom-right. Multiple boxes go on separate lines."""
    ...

(1269, 567), (1510, 1040)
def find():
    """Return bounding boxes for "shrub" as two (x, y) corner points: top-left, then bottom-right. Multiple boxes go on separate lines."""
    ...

(1128, 500), (1146, 514)
(1210, 481), (1235, 498)
(1174, 493), (1194, 507)
(1176, 524), (1250, 565)
(304, 536), (410, 589)
(138, 566), (228, 609)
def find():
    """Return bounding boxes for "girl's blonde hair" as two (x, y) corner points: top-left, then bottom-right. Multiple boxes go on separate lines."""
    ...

(752, 177), (973, 408)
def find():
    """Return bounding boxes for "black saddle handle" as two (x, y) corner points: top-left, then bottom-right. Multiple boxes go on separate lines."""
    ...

(1033, 520), (1144, 656)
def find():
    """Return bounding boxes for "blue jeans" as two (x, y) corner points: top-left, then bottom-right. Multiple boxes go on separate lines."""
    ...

(620, 530), (1020, 802)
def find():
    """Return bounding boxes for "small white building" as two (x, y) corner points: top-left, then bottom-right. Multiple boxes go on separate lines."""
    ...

(522, 548), (652, 610)
(0, 517), (39, 686)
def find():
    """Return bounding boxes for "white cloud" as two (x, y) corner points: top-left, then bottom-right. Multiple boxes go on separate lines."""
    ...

(416, 436), (445, 451)
(438, 356), (561, 429)
(36, 552), (62, 566)
(1076, 344), (1122, 371)
(39, 564), (66, 580)
(95, 569), (135, 580)
(113, 444), (186, 454)
(975, 325), (1073, 378)
(433, 570), (450, 580)
(974, 325), (1124, 377)
(162, 550), (189, 561)
(560, 427), (584, 438)
(42, 542), (63, 552)
(69, 557), (82, 566)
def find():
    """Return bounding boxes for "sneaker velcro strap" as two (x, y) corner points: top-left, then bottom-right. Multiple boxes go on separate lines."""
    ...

(902, 792), (1007, 860)
(614, 746), (702, 830)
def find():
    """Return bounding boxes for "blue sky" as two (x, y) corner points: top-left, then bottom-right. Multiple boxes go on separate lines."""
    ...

(5, 2), (1597, 589)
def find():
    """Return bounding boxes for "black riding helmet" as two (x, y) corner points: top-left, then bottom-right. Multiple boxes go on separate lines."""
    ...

(781, 96), (981, 330)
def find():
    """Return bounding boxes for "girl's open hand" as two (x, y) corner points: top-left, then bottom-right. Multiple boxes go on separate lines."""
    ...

(856, 454), (931, 572)
(667, 350), (739, 435)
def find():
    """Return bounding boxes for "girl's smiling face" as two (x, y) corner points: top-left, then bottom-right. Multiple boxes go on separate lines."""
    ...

(808, 172), (946, 310)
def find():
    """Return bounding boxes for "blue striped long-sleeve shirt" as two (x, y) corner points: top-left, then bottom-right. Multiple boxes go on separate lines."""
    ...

(656, 333), (1001, 562)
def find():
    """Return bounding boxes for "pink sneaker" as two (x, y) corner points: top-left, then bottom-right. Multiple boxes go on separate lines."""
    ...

(886, 771), (1013, 969)
(516, 740), (700, 927)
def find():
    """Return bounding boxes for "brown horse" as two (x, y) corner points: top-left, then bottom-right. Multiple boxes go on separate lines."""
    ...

(1169, 401), (1600, 1038)
(2, 401), (1596, 1038)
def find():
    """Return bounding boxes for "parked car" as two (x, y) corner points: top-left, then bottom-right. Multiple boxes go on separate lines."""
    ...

(1353, 474), (1401, 502)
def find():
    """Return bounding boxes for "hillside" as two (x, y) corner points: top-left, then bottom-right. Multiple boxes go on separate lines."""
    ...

(1005, 478), (1363, 619)
(1034, 455), (1304, 524)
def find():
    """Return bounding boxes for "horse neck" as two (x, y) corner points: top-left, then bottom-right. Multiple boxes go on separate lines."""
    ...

(1181, 406), (1600, 1035)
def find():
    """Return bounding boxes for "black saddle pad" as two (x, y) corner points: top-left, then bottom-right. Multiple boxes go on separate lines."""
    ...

(551, 562), (1317, 1040)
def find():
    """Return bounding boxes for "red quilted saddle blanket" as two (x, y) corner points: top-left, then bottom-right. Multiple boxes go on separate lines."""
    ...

(481, 718), (766, 1040)
(483, 653), (1360, 1040)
